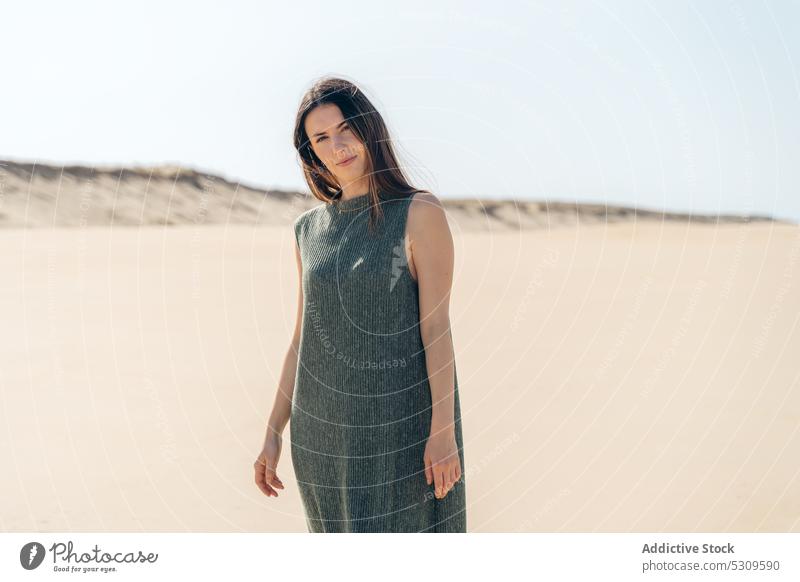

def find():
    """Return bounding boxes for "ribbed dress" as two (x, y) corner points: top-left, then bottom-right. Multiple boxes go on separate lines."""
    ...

(290, 190), (467, 533)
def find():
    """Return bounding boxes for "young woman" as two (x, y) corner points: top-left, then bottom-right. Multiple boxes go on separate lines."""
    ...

(254, 77), (467, 533)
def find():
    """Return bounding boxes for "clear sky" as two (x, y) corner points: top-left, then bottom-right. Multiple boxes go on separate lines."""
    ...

(1, 0), (798, 222)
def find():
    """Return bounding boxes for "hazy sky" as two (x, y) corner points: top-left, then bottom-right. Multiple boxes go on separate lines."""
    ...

(2, 0), (798, 222)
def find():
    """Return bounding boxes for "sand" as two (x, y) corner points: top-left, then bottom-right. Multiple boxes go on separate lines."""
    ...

(1, 218), (798, 532)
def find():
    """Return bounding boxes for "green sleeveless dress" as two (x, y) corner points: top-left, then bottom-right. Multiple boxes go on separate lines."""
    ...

(290, 190), (467, 533)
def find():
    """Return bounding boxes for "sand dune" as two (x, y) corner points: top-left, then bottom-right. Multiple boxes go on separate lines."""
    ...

(1, 159), (798, 532)
(0, 160), (788, 231)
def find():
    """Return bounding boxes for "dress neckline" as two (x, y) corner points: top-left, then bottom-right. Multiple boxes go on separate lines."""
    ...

(331, 190), (384, 212)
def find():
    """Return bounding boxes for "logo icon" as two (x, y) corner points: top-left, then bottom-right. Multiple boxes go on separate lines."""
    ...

(20, 542), (46, 570)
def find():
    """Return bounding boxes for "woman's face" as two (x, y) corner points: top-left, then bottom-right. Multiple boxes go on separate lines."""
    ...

(304, 103), (368, 188)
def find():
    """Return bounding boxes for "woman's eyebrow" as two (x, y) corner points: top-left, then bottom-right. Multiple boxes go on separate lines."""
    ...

(311, 121), (347, 138)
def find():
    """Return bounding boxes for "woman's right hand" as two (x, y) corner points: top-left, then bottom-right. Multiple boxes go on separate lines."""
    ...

(254, 431), (285, 498)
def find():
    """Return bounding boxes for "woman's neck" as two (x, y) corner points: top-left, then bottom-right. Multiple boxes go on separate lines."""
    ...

(339, 179), (371, 200)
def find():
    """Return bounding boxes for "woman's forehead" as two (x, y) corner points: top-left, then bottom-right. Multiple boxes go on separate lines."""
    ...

(305, 103), (345, 134)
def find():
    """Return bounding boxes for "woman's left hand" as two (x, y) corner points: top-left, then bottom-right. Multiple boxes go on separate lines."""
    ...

(423, 427), (462, 499)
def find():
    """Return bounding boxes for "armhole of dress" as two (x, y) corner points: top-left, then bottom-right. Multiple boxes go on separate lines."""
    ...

(293, 214), (303, 253)
(402, 193), (419, 284)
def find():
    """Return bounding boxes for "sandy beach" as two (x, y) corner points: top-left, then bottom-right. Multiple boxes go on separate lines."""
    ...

(1, 192), (798, 531)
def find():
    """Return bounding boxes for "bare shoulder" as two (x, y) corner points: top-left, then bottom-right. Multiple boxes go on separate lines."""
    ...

(407, 191), (449, 235)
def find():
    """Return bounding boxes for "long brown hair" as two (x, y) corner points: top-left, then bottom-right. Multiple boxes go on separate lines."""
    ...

(293, 76), (429, 233)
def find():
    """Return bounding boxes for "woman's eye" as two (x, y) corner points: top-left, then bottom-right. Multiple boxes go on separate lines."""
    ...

(315, 126), (349, 143)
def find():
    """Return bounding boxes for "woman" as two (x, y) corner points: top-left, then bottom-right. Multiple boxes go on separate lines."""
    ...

(254, 76), (467, 533)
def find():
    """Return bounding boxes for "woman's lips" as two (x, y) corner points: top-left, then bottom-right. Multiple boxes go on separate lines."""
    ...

(336, 155), (356, 166)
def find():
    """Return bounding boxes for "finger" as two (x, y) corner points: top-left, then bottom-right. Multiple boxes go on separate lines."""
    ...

(424, 454), (433, 486)
(434, 465), (446, 498)
(446, 464), (457, 492)
(254, 460), (277, 497)
(454, 461), (462, 483)
(269, 471), (285, 490)
(267, 467), (284, 485)
(254, 464), (275, 497)
(442, 465), (454, 497)
(264, 461), (283, 496)
(255, 471), (276, 497)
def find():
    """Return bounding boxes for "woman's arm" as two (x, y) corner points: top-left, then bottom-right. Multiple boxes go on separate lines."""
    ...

(254, 237), (303, 499)
(410, 192), (458, 430)
(267, 239), (304, 436)
(408, 192), (462, 499)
